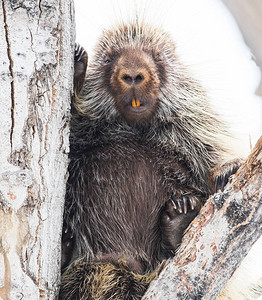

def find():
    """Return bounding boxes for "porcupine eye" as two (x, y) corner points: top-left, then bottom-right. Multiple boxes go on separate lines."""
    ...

(153, 51), (164, 63)
(104, 58), (111, 64)
(102, 51), (117, 66)
(151, 50), (167, 85)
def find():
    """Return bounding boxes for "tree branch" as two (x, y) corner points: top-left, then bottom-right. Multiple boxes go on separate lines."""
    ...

(143, 136), (262, 299)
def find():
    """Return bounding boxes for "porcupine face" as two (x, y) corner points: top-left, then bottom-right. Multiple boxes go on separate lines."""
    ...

(90, 23), (175, 124)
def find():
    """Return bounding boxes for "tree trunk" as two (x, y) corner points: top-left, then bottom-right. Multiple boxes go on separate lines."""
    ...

(143, 136), (262, 299)
(0, 1), (74, 299)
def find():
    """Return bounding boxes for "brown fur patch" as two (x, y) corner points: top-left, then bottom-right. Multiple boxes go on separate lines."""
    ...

(60, 259), (156, 300)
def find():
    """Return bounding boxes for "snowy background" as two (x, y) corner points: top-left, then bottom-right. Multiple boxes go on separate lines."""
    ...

(75, 0), (262, 155)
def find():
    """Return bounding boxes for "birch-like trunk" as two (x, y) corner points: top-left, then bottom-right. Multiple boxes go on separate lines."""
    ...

(0, 1), (74, 299)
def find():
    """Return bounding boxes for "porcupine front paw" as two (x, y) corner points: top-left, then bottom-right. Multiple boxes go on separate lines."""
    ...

(214, 159), (242, 192)
(74, 42), (88, 93)
(161, 195), (201, 251)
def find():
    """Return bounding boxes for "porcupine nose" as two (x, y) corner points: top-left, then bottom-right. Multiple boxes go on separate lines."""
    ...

(121, 73), (144, 85)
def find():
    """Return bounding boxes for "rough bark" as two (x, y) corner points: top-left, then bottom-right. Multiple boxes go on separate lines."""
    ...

(221, 0), (262, 96)
(143, 136), (262, 299)
(0, 1), (74, 299)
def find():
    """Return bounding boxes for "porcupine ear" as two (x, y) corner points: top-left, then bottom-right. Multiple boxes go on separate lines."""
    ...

(74, 42), (88, 94)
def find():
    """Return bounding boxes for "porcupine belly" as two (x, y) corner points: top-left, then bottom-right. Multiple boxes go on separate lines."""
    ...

(67, 142), (166, 271)
(66, 137), (207, 274)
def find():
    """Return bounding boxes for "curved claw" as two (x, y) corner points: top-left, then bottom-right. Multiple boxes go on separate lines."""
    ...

(215, 175), (219, 192)
(78, 49), (86, 61)
(215, 162), (242, 193)
(229, 166), (234, 176)
(182, 197), (187, 214)
(75, 43), (86, 62)
(171, 199), (177, 211)
(75, 42), (81, 54)
(221, 173), (227, 190)
(176, 200), (183, 214)
(168, 196), (197, 216)
(189, 197), (196, 211)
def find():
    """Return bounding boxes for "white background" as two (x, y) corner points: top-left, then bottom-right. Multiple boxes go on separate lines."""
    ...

(75, 0), (262, 155)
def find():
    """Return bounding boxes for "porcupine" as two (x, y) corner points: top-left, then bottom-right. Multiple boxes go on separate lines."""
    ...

(59, 22), (241, 299)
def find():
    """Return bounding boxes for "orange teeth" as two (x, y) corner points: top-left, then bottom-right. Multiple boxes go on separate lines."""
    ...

(132, 98), (141, 108)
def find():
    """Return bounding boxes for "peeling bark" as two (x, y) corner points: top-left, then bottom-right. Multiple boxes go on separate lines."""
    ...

(0, 1), (74, 299)
(143, 136), (262, 299)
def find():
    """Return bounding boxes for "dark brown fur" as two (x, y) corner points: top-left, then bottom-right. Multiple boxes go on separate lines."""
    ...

(61, 259), (156, 300)
(60, 23), (241, 299)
